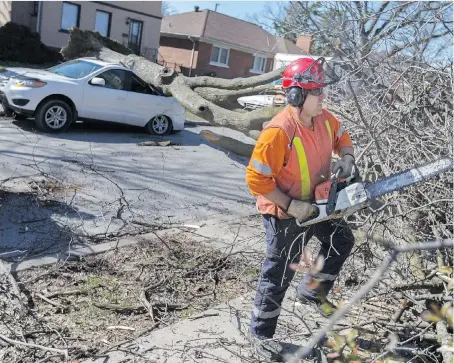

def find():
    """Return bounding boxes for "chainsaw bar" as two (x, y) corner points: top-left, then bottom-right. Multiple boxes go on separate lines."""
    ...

(365, 157), (453, 200)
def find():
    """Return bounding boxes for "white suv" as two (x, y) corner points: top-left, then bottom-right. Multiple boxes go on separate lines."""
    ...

(1, 58), (185, 135)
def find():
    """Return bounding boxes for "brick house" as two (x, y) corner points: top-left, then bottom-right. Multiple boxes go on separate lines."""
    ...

(0, 1), (162, 58)
(159, 8), (312, 78)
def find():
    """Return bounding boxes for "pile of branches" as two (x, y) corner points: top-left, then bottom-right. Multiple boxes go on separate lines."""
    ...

(0, 236), (259, 362)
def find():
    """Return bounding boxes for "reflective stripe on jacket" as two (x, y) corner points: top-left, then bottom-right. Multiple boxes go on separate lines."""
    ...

(251, 106), (352, 219)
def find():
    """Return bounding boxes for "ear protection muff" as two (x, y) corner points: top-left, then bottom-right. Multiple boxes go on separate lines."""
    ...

(286, 87), (307, 107)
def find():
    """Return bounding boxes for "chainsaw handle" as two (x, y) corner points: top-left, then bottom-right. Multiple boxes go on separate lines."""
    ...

(331, 169), (341, 180)
(331, 161), (360, 183)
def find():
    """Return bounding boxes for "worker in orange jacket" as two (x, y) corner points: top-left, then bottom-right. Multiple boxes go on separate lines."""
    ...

(246, 57), (355, 361)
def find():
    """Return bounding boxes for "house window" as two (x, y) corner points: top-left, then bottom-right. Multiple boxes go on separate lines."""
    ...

(252, 56), (267, 73)
(210, 46), (229, 67)
(61, 2), (80, 31)
(95, 10), (111, 37)
(128, 19), (143, 55)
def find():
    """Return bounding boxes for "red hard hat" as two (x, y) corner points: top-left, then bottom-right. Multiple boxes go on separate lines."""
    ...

(282, 57), (335, 90)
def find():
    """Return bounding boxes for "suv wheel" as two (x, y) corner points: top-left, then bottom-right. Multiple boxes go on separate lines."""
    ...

(145, 115), (172, 135)
(35, 99), (73, 133)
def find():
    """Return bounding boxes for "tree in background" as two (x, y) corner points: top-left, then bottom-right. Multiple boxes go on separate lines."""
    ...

(255, 2), (452, 62)
(161, 1), (177, 17)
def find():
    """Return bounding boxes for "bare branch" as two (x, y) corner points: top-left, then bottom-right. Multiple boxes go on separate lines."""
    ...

(290, 239), (453, 362)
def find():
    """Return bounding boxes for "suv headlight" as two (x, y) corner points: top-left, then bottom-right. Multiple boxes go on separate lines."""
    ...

(13, 78), (47, 88)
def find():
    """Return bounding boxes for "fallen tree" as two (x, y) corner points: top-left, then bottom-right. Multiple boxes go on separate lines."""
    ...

(61, 28), (284, 141)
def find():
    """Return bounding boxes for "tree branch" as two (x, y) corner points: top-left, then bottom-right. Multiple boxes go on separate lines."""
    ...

(0, 334), (68, 358)
(185, 67), (284, 89)
(290, 239), (454, 362)
(365, 1), (390, 36)
(193, 85), (282, 108)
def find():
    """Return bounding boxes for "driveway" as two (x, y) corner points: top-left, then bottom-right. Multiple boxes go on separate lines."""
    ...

(0, 117), (258, 261)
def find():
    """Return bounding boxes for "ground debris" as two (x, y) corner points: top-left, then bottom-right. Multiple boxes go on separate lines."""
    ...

(137, 140), (180, 146)
(1, 234), (256, 362)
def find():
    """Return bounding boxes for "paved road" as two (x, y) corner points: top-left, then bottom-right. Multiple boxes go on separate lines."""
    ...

(0, 117), (257, 261)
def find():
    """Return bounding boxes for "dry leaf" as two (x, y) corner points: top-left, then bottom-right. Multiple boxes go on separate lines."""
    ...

(430, 303), (441, 315)
(346, 329), (358, 344)
(320, 302), (337, 317)
(421, 310), (442, 323)
(439, 266), (453, 275)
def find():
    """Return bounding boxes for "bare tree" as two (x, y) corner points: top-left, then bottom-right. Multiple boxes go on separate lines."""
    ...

(161, 1), (177, 17)
(270, 1), (453, 63)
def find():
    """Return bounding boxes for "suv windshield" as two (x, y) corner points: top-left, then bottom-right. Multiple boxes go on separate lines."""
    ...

(47, 60), (102, 79)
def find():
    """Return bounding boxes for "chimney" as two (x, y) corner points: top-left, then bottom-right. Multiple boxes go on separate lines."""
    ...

(194, 6), (200, 12)
(296, 34), (313, 54)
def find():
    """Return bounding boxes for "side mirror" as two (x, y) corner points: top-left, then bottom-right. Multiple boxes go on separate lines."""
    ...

(90, 77), (105, 87)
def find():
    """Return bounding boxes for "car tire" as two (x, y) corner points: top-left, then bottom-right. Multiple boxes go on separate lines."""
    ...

(35, 99), (73, 133)
(145, 115), (172, 135)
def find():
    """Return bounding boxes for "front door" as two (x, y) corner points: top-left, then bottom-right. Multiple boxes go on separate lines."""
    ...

(80, 69), (128, 123)
(128, 19), (143, 54)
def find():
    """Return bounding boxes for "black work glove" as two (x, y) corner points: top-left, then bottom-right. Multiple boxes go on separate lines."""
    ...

(333, 154), (355, 179)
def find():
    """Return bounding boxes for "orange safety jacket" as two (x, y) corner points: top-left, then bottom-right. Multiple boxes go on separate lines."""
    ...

(246, 105), (353, 219)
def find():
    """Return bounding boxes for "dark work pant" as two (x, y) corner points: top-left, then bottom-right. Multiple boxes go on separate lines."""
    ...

(249, 214), (355, 339)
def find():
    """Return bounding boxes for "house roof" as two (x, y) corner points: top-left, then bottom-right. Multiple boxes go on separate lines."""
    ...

(161, 10), (304, 56)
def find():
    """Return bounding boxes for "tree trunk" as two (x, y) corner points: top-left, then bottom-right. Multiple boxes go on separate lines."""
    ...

(199, 130), (255, 158)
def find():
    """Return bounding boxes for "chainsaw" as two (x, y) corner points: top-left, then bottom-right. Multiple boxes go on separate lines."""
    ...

(297, 157), (453, 227)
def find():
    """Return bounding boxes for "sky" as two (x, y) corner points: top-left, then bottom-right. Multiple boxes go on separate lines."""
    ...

(168, 1), (270, 22)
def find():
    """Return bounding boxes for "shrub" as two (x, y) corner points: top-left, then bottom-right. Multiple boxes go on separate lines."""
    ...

(0, 22), (62, 64)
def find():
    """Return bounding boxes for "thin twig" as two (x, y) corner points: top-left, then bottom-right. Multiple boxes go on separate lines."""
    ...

(35, 293), (66, 309)
(0, 333), (68, 358)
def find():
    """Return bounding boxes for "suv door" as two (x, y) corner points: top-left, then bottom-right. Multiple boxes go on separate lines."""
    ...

(124, 71), (163, 126)
(80, 69), (128, 123)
